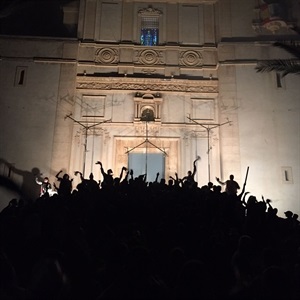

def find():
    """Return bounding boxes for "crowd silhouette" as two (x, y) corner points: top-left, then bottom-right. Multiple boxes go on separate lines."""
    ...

(0, 161), (299, 300)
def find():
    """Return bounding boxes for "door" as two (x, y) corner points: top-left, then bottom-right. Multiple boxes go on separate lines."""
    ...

(128, 152), (165, 183)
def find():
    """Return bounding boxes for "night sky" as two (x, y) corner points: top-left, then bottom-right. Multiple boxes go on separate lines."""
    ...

(0, 0), (77, 37)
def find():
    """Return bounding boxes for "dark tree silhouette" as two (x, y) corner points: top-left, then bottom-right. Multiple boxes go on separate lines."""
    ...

(256, 40), (300, 77)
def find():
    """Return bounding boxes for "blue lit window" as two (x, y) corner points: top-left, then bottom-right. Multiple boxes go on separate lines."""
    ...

(141, 29), (158, 46)
(141, 17), (159, 46)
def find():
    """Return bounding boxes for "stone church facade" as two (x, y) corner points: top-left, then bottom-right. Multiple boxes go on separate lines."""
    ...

(0, 0), (299, 216)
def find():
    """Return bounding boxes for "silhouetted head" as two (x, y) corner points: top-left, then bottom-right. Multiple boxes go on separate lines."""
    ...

(107, 169), (113, 175)
(213, 185), (221, 193)
(229, 174), (234, 180)
(284, 211), (293, 218)
(63, 174), (69, 180)
(187, 170), (192, 176)
(114, 177), (120, 185)
(89, 173), (94, 180)
(32, 167), (40, 175)
(247, 195), (257, 206)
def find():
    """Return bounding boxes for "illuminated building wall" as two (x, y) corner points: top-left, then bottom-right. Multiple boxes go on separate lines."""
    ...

(0, 0), (299, 216)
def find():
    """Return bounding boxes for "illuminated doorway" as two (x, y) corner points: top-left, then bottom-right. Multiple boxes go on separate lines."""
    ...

(128, 152), (165, 182)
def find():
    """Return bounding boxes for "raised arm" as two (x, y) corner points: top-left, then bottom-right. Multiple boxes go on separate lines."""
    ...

(55, 170), (62, 180)
(122, 169), (129, 183)
(96, 161), (106, 177)
(264, 197), (273, 210)
(35, 177), (42, 185)
(216, 177), (225, 185)
(170, 172), (180, 187)
(191, 156), (201, 177)
(75, 171), (84, 182)
(53, 182), (59, 191)
(119, 166), (127, 181)
(142, 174), (147, 182)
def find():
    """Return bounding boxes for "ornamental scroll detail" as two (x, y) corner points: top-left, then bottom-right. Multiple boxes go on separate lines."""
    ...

(95, 48), (119, 64)
(76, 79), (218, 94)
(138, 6), (162, 17)
(179, 50), (203, 67)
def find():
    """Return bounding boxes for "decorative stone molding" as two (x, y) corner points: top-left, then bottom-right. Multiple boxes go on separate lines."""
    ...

(135, 49), (164, 65)
(179, 50), (203, 67)
(95, 48), (119, 64)
(78, 44), (217, 71)
(138, 6), (163, 17)
(141, 69), (157, 74)
(76, 77), (218, 94)
(134, 123), (160, 136)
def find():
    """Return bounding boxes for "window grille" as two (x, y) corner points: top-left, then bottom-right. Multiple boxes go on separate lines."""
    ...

(141, 16), (159, 46)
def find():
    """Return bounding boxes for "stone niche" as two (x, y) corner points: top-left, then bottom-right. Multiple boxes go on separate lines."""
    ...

(133, 91), (162, 123)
